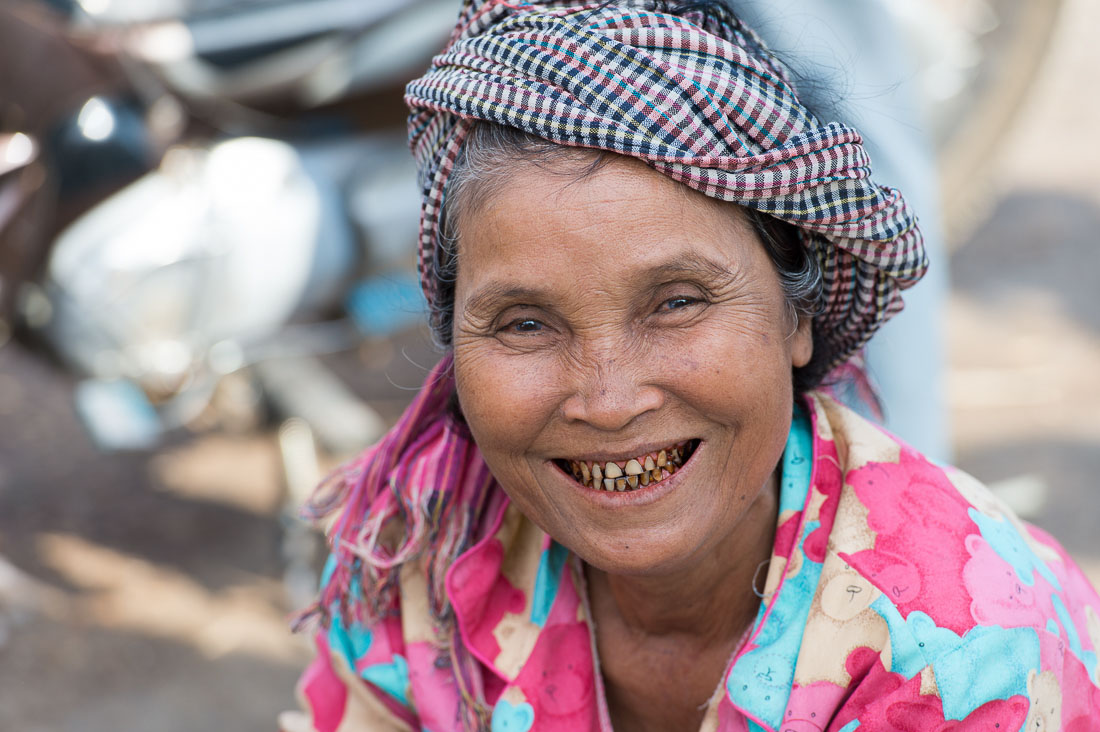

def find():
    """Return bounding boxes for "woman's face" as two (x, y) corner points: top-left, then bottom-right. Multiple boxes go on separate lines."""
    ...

(451, 154), (812, 578)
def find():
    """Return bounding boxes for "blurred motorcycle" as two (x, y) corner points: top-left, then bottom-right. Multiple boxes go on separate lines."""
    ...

(2, 0), (455, 457)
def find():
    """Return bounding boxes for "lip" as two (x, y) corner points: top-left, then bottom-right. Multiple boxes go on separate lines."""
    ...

(550, 439), (705, 507)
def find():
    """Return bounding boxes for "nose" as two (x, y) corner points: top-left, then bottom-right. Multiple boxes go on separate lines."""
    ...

(560, 355), (664, 431)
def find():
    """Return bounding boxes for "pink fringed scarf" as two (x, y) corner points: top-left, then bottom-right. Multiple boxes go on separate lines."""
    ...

(300, 357), (502, 727)
(302, 356), (498, 632)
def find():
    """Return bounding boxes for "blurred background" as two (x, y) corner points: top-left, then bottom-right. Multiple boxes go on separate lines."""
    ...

(0, 0), (1096, 729)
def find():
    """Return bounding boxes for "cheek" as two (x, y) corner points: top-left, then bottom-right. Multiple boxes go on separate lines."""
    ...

(453, 346), (560, 457)
(657, 314), (795, 410)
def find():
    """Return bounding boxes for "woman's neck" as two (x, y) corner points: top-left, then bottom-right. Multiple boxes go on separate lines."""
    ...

(583, 471), (779, 732)
(587, 468), (779, 644)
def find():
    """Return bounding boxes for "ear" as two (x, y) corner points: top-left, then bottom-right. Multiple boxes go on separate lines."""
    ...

(790, 316), (813, 368)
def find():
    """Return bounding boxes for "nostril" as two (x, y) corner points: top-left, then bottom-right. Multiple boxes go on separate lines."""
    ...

(560, 384), (665, 430)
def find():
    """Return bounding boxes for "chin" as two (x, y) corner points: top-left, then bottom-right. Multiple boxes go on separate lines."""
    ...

(568, 521), (715, 578)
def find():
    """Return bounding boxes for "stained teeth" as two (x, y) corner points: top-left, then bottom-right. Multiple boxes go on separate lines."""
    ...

(568, 441), (695, 492)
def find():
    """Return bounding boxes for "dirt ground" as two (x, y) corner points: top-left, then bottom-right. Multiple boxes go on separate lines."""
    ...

(0, 1), (1098, 730)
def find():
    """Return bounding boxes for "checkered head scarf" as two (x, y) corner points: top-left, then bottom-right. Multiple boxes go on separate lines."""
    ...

(407, 0), (927, 367)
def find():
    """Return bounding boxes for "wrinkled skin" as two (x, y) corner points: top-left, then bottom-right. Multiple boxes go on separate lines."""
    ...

(452, 153), (811, 579)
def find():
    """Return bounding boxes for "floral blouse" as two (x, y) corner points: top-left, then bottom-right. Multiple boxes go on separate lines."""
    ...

(280, 393), (1100, 731)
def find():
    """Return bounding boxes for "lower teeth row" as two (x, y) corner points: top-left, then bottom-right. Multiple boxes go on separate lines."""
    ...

(591, 465), (677, 492)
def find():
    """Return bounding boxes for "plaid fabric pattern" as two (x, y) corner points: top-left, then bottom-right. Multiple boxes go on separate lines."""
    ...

(406, 0), (928, 365)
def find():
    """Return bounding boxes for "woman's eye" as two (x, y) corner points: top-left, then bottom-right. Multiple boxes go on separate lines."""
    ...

(505, 318), (544, 333)
(660, 296), (700, 311)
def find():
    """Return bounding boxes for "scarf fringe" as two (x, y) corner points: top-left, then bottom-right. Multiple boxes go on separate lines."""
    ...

(296, 355), (496, 729)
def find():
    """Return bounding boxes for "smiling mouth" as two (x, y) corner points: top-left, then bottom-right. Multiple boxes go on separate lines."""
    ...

(555, 439), (700, 492)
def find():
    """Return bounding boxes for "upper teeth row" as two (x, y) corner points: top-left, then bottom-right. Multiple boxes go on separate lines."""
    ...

(567, 445), (688, 492)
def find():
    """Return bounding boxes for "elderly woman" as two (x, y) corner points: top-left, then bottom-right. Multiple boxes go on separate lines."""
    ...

(281, 1), (1100, 730)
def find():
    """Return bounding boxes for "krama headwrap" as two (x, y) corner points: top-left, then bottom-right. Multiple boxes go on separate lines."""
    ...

(408, 0), (928, 367)
(305, 1), (927, 726)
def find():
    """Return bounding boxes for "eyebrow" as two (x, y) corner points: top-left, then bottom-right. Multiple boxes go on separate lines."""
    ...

(462, 251), (741, 316)
(636, 253), (739, 287)
(463, 283), (549, 317)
